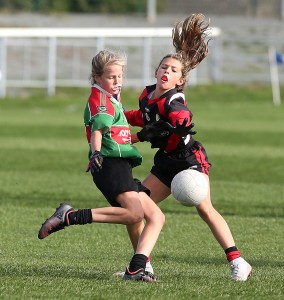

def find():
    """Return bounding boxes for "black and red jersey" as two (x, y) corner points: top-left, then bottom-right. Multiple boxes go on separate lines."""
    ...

(125, 84), (194, 152)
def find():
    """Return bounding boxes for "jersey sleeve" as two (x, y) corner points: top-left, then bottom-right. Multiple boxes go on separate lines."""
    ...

(124, 109), (144, 127)
(165, 95), (192, 127)
(91, 113), (113, 132)
(84, 93), (115, 133)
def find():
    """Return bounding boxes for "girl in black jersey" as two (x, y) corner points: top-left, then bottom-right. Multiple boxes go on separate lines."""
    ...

(123, 14), (252, 281)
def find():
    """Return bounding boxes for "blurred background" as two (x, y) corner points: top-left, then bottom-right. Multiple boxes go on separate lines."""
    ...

(0, 0), (284, 97)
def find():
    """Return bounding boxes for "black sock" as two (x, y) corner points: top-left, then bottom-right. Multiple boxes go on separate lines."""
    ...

(225, 246), (238, 254)
(128, 254), (147, 273)
(67, 209), (92, 225)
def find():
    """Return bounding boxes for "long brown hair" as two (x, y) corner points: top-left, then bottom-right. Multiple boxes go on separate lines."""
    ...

(157, 14), (210, 91)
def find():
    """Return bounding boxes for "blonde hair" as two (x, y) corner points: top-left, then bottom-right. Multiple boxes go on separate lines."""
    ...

(89, 50), (127, 85)
(157, 14), (210, 90)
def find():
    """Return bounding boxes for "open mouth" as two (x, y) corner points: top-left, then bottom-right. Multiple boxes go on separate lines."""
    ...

(161, 75), (168, 82)
(112, 86), (121, 92)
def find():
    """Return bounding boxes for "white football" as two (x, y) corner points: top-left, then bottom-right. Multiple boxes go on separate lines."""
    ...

(171, 169), (209, 207)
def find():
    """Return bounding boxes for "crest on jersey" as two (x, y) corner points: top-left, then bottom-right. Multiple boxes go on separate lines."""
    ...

(97, 105), (107, 112)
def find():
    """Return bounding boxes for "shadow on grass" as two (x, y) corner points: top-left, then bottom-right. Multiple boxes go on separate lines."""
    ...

(156, 253), (284, 269)
(161, 206), (284, 219)
(0, 264), (112, 280)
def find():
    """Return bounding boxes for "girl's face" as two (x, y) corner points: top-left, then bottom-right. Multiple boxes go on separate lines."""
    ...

(94, 63), (123, 95)
(155, 57), (185, 93)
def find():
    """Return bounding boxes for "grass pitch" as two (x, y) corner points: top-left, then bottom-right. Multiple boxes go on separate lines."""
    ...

(0, 84), (283, 299)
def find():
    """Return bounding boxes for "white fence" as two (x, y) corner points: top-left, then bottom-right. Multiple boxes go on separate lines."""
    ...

(0, 27), (221, 98)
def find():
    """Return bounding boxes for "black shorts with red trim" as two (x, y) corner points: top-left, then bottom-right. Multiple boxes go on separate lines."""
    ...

(150, 139), (211, 188)
(91, 157), (150, 207)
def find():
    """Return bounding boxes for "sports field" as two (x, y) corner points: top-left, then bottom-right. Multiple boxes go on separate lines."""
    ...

(0, 84), (283, 299)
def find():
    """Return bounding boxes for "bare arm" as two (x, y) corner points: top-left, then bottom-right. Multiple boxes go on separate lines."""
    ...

(86, 129), (105, 172)
(90, 129), (104, 152)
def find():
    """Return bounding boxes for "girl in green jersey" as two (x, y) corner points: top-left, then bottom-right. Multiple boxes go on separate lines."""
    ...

(38, 50), (165, 282)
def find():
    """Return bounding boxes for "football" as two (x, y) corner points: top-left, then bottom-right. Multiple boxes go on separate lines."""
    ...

(171, 169), (209, 207)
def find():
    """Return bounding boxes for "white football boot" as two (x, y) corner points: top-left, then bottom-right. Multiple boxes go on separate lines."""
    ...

(145, 261), (154, 274)
(113, 261), (154, 278)
(229, 257), (252, 281)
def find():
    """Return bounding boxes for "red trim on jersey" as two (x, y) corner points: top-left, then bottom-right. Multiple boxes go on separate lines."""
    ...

(166, 134), (181, 152)
(156, 98), (167, 117)
(139, 87), (148, 100)
(168, 110), (191, 127)
(89, 87), (115, 118)
(85, 87), (118, 144)
(127, 84), (194, 152)
(85, 126), (92, 143)
(124, 109), (144, 127)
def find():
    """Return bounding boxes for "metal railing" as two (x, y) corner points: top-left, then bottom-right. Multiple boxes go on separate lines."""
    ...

(0, 27), (221, 98)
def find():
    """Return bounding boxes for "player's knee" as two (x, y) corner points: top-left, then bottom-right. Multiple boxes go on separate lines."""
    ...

(128, 211), (144, 224)
(157, 211), (165, 226)
(146, 210), (165, 227)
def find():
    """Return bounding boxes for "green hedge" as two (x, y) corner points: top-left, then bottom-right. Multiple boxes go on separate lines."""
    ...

(0, 0), (163, 14)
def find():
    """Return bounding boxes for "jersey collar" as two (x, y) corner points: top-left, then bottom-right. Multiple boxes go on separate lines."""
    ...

(92, 84), (121, 105)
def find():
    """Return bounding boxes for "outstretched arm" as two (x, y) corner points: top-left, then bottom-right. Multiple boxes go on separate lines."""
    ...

(165, 118), (196, 137)
(124, 109), (144, 127)
(135, 120), (170, 143)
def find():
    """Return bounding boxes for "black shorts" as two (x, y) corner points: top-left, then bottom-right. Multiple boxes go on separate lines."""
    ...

(91, 157), (149, 207)
(150, 140), (211, 188)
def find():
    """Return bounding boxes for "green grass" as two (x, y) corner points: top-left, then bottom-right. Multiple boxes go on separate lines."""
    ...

(0, 84), (284, 299)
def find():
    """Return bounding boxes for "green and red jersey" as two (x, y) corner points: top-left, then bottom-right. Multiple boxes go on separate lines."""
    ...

(84, 84), (142, 168)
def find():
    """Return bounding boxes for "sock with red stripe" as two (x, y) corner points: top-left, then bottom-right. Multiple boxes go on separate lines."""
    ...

(225, 246), (241, 262)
